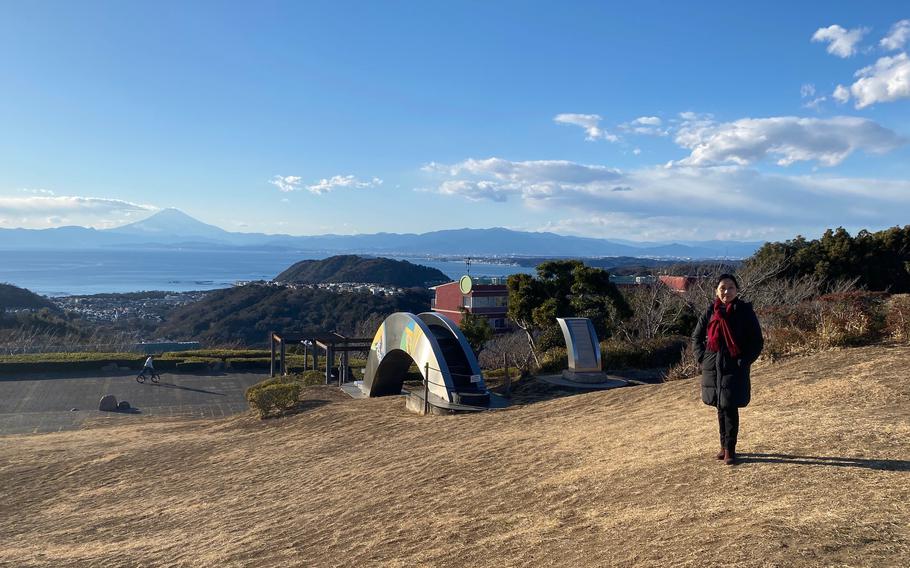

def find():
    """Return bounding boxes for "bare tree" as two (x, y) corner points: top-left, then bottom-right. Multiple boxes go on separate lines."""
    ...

(617, 282), (689, 342)
(480, 331), (535, 373)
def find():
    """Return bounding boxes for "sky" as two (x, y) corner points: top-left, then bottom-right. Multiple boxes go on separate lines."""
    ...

(1, 0), (908, 242)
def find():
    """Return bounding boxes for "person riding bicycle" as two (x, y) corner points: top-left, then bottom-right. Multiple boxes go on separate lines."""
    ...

(139, 355), (155, 379)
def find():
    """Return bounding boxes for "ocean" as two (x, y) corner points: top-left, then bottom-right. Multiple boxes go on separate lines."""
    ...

(0, 249), (534, 297)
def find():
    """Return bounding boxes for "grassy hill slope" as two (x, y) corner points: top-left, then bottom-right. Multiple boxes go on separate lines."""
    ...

(0, 283), (58, 311)
(1, 345), (908, 567)
(156, 284), (431, 345)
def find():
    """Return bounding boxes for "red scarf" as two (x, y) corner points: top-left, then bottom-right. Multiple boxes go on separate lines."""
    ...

(707, 298), (741, 358)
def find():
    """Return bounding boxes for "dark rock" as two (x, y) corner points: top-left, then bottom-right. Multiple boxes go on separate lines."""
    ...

(117, 400), (132, 411)
(98, 395), (118, 412)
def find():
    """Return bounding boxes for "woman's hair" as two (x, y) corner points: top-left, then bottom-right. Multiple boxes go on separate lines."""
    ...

(716, 273), (740, 288)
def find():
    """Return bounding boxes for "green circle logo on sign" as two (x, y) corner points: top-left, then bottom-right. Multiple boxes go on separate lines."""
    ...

(459, 275), (473, 294)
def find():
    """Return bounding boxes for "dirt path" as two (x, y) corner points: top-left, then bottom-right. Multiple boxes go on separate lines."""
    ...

(1, 346), (908, 567)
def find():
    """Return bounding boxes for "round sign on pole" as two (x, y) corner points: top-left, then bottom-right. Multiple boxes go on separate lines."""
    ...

(459, 275), (473, 294)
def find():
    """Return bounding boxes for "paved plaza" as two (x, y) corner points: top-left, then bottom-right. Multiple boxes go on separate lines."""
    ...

(0, 371), (268, 435)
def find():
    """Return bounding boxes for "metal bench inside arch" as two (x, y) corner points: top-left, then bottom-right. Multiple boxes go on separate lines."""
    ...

(362, 312), (491, 409)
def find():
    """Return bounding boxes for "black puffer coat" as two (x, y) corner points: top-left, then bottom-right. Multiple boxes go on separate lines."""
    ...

(692, 298), (763, 409)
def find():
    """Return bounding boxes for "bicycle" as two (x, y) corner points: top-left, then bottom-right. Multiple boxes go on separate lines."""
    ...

(136, 369), (161, 384)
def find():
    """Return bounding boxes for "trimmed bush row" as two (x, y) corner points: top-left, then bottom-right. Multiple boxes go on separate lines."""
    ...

(0, 351), (337, 374)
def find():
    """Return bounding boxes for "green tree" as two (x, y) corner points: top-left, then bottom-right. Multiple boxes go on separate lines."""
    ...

(458, 308), (493, 357)
(747, 225), (910, 293)
(507, 260), (631, 366)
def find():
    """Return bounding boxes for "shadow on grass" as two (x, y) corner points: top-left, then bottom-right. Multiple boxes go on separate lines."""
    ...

(739, 453), (910, 471)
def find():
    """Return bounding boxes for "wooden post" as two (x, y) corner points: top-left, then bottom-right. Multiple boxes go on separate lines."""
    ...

(341, 348), (349, 385)
(325, 345), (334, 385)
(280, 340), (286, 376)
(503, 353), (512, 398)
(424, 362), (430, 415)
(270, 333), (276, 378)
(302, 342), (309, 371)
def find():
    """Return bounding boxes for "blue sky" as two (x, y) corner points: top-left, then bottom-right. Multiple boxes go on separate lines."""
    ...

(1, 1), (908, 241)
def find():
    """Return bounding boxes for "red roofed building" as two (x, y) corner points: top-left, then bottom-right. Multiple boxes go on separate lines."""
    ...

(659, 275), (699, 293)
(431, 276), (511, 332)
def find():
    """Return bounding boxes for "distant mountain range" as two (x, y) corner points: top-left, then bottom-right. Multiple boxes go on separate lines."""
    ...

(0, 208), (764, 259)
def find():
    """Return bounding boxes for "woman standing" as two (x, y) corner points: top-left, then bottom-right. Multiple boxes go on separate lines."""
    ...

(692, 274), (763, 465)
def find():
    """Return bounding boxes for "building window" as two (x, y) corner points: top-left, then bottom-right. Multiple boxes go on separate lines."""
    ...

(471, 295), (507, 308)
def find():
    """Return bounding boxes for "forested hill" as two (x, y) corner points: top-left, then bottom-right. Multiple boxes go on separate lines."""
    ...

(0, 283), (58, 311)
(274, 255), (449, 287)
(156, 283), (431, 345)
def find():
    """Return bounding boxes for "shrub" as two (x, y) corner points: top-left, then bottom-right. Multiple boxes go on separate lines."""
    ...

(885, 294), (910, 343)
(226, 358), (272, 371)
(762, 326), (813, 361)
(814, 292), (886, 348)
(284, 370), (326, 386)
(164, 349), (269, 359)
(245, 381), (301, 418)
(602, 336), (687, 369)
(537, 347), (567, 373)
(663, 345), (700, 381)
(483, 367), (522, 380)
(757, 291), (887, 358)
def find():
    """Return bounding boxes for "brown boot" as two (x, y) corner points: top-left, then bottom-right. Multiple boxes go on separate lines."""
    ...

(715, 448), (725, 460)
(724, 449), (737, 466)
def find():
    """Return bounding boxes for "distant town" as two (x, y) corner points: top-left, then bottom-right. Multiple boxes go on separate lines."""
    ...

(51, 291), (210, 323)
(48, 280), (411, 324)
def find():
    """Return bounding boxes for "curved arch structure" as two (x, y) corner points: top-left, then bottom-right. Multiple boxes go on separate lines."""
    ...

(363, 312), (490, 406)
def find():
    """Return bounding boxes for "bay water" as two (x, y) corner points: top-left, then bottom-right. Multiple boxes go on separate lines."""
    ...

(0, 249), (534, 297)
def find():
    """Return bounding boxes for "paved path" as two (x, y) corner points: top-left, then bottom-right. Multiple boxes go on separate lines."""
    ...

(0, 372), (268, 436)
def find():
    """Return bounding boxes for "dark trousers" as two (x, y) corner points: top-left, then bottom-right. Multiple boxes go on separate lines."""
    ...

(717, 406), (740, 451)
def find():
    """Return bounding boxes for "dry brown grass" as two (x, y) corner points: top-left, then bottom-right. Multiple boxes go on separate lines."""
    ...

(1, 346), (908, 567)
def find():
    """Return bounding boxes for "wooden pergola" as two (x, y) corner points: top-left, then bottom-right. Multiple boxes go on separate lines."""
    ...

(269, 331), (372, 385)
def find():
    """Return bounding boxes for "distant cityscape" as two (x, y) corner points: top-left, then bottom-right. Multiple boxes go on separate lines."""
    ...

(51, 291), (210, 323)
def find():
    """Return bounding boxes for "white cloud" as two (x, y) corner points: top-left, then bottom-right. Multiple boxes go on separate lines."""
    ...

(833, 84), (851, 103)
(672, 115), (904, 167)
(801, 86), (829, 111)
(880, 19), (910, 51)
(18, 187), (56, 196)
(438, 180), (518, 202)
(425, 155), (910, 240)
(678, 111), (702, 121)
(268, 175), (302, 192)
(553, 113), (619, 142)
(846, 52), (910, 108)
(620, 115), (668, 136)
(541, 213), (788, 242)
(0, 195), (155, 229)
(802, 96), (827, 111)
(436, 157), (623, 185)
(812, 24), (869, 58)
(632, 116), (662, 126)
(270, 174), (383, 195)
(305, 175), (383, 195)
